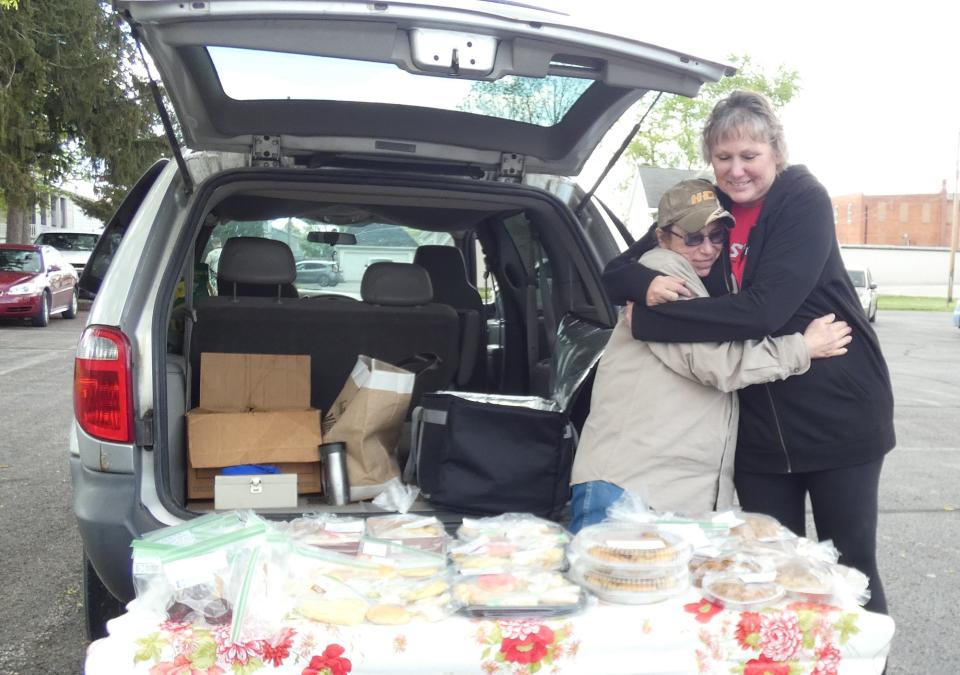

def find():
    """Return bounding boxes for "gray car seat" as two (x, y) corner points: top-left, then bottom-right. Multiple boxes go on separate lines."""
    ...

(217, 237), (299, 299)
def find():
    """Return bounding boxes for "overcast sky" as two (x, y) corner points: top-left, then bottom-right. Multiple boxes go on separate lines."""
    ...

(578, 0), (959, 197)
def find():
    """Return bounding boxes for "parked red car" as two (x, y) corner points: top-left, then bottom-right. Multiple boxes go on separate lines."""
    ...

(0, 243), (79, 326)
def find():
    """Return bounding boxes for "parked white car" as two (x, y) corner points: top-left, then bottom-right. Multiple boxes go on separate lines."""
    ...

(34, 229), (101, 275)
(847, 267), (878, 322)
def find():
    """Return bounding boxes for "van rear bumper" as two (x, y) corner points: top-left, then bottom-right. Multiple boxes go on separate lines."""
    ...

(70, 457), (163, 603)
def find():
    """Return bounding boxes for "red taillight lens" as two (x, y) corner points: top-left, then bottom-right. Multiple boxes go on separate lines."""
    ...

(74, 326), (134, 443)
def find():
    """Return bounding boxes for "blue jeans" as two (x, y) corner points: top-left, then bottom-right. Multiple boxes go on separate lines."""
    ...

(569, 481), (624, 533)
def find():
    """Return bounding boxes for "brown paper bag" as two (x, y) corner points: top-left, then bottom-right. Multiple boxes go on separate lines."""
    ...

(322, 355), (414, 500)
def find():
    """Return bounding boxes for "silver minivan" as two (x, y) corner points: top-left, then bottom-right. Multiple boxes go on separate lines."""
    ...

(71, 0), (729, 638)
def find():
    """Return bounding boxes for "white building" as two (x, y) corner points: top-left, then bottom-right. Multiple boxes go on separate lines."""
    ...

(0, 191), (103, 242)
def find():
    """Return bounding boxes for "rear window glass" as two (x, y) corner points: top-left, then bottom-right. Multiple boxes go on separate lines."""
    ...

(35, 232), (99, 251)
(204, 219), (454, 300)
(207, 47), (592, 127)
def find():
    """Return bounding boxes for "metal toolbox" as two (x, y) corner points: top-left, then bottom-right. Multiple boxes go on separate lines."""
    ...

(214, 474), (298, 510)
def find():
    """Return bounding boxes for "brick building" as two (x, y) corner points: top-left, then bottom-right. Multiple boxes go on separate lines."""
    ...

(831, 182), (957, 247)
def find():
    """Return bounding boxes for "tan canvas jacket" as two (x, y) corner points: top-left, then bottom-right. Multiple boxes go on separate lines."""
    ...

(571, 248), (810, 513)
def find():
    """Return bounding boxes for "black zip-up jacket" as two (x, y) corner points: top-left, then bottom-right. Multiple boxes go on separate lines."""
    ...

(603, 165), (895, 473)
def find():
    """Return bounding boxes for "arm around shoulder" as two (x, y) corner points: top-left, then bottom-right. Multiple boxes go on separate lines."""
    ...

(646, 333), (810, 393)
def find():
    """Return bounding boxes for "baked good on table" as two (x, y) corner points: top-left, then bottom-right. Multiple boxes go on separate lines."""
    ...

(571, 523), (692, 570)
(366, 603), (413, 625)
(689, 554), (764, 588)
(582, 570), (681, 593)
(296, 597), (369, 625)
(365, 514), (447, 553)
(702, 575), (784, 608)
(366, 514), (445, 539)
(452, 572), (582, 608)
(451, 541), (565, 573)
(457, 514), (570, 544)
(285, 516), (366, 552)
(730, 513), (787, 542)
(587, 534), (678, 563)
(775, 559), (833, 599)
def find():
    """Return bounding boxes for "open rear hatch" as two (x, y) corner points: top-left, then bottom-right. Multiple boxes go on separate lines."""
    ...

(117, 0), (732, 176)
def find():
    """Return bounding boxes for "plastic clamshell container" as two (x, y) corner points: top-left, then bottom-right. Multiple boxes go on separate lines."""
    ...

(701, 572), (785, 610)
(570, 563), (689, 605)
(365, 514), (447, 554)
(775, 558), (836, 604)
(730, 512), (790, 542)
(285, 516), (366, 555)
(356, 537), (448, 579)
(452, 572), (585, 616)
(457, 514), (570, 544)
(688, 553), (767, 588)
(457, 596), (586, 619)
(450, 537), (566, 574)
(570, 523), (693, 571)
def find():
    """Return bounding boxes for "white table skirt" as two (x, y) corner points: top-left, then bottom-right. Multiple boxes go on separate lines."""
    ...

(85, 590), (894, 674)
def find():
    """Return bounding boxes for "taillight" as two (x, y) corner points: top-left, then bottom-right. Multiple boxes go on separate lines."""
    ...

(74, 326), (134, 443)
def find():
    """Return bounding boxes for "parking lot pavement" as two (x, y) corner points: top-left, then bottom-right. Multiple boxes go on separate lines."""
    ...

(0, 310), (87, 675)
(0, 309), (956, 674)
(849, 310), (959, 674)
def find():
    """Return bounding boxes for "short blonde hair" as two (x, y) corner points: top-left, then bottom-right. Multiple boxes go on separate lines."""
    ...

(702, 90), (789, 172)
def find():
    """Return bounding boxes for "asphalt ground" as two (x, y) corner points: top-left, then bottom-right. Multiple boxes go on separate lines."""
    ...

(0, 308), (956, 674)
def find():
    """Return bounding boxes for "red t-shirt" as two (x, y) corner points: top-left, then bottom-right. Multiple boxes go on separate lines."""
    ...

(728, 202), (763, 287)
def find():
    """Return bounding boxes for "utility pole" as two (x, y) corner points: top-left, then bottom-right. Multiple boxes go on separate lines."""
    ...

(949, 131), (960, 304)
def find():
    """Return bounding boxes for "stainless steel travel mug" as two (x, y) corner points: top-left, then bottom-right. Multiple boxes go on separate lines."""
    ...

(321, 442), (350, 505)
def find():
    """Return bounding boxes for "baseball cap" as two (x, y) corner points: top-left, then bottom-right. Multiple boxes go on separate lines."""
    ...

(657, 179), (734, 233)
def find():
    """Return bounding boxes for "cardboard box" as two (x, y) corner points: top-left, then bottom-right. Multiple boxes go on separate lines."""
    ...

(186, 408), (322, 468)
(199, 353), (312, 411)
(187, 459), (322, 501)
(186, 352), (322, 499)
(214, 474), (298, 510)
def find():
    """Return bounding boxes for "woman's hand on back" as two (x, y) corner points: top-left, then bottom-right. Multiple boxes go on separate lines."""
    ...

(803, 313), (853, 359)
(646, 275), (693, 307)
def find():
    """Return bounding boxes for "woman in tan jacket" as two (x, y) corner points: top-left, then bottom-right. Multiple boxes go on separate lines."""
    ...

(570, 179), (850, 532)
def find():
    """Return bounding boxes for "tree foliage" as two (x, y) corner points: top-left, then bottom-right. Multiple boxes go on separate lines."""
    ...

(454, 55), (798, 173)
(626, 55), (800, 169)
(458, 76), (591, 126)
(0, 0), (166, 239)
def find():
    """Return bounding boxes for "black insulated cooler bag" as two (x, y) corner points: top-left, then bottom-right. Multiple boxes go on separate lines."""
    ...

(404, 392), (575, 520)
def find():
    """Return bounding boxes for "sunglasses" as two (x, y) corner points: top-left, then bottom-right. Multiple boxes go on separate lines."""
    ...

(666, 227), (727, 247)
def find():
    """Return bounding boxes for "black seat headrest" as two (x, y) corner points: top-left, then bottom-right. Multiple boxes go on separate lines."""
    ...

(413, 245), (469, 282)
(218, 237), (296, 285)
(361, 262), (433, 306)
(412, 245), (483, 310)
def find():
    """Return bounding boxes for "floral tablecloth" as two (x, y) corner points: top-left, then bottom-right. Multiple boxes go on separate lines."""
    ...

(85, 591), (894, 674)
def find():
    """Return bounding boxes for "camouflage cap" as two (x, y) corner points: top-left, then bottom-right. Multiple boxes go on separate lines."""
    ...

(657, 178), (734, 233)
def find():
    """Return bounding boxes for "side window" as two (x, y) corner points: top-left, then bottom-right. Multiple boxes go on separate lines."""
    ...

(503, 213), (553, 313)
(79, 159), (169, 298)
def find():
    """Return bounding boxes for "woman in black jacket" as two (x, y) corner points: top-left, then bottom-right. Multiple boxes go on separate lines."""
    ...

(605, 91), (895, 614)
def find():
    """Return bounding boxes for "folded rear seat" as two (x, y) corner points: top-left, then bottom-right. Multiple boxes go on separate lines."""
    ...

(190, 258), (460, 414)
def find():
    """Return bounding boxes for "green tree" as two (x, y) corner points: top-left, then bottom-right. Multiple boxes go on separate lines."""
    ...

(627, 54), (800, 169)
(453, 55), (798, 173)
(0, 0), (165, 241)
(458, 76), (591, 126)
